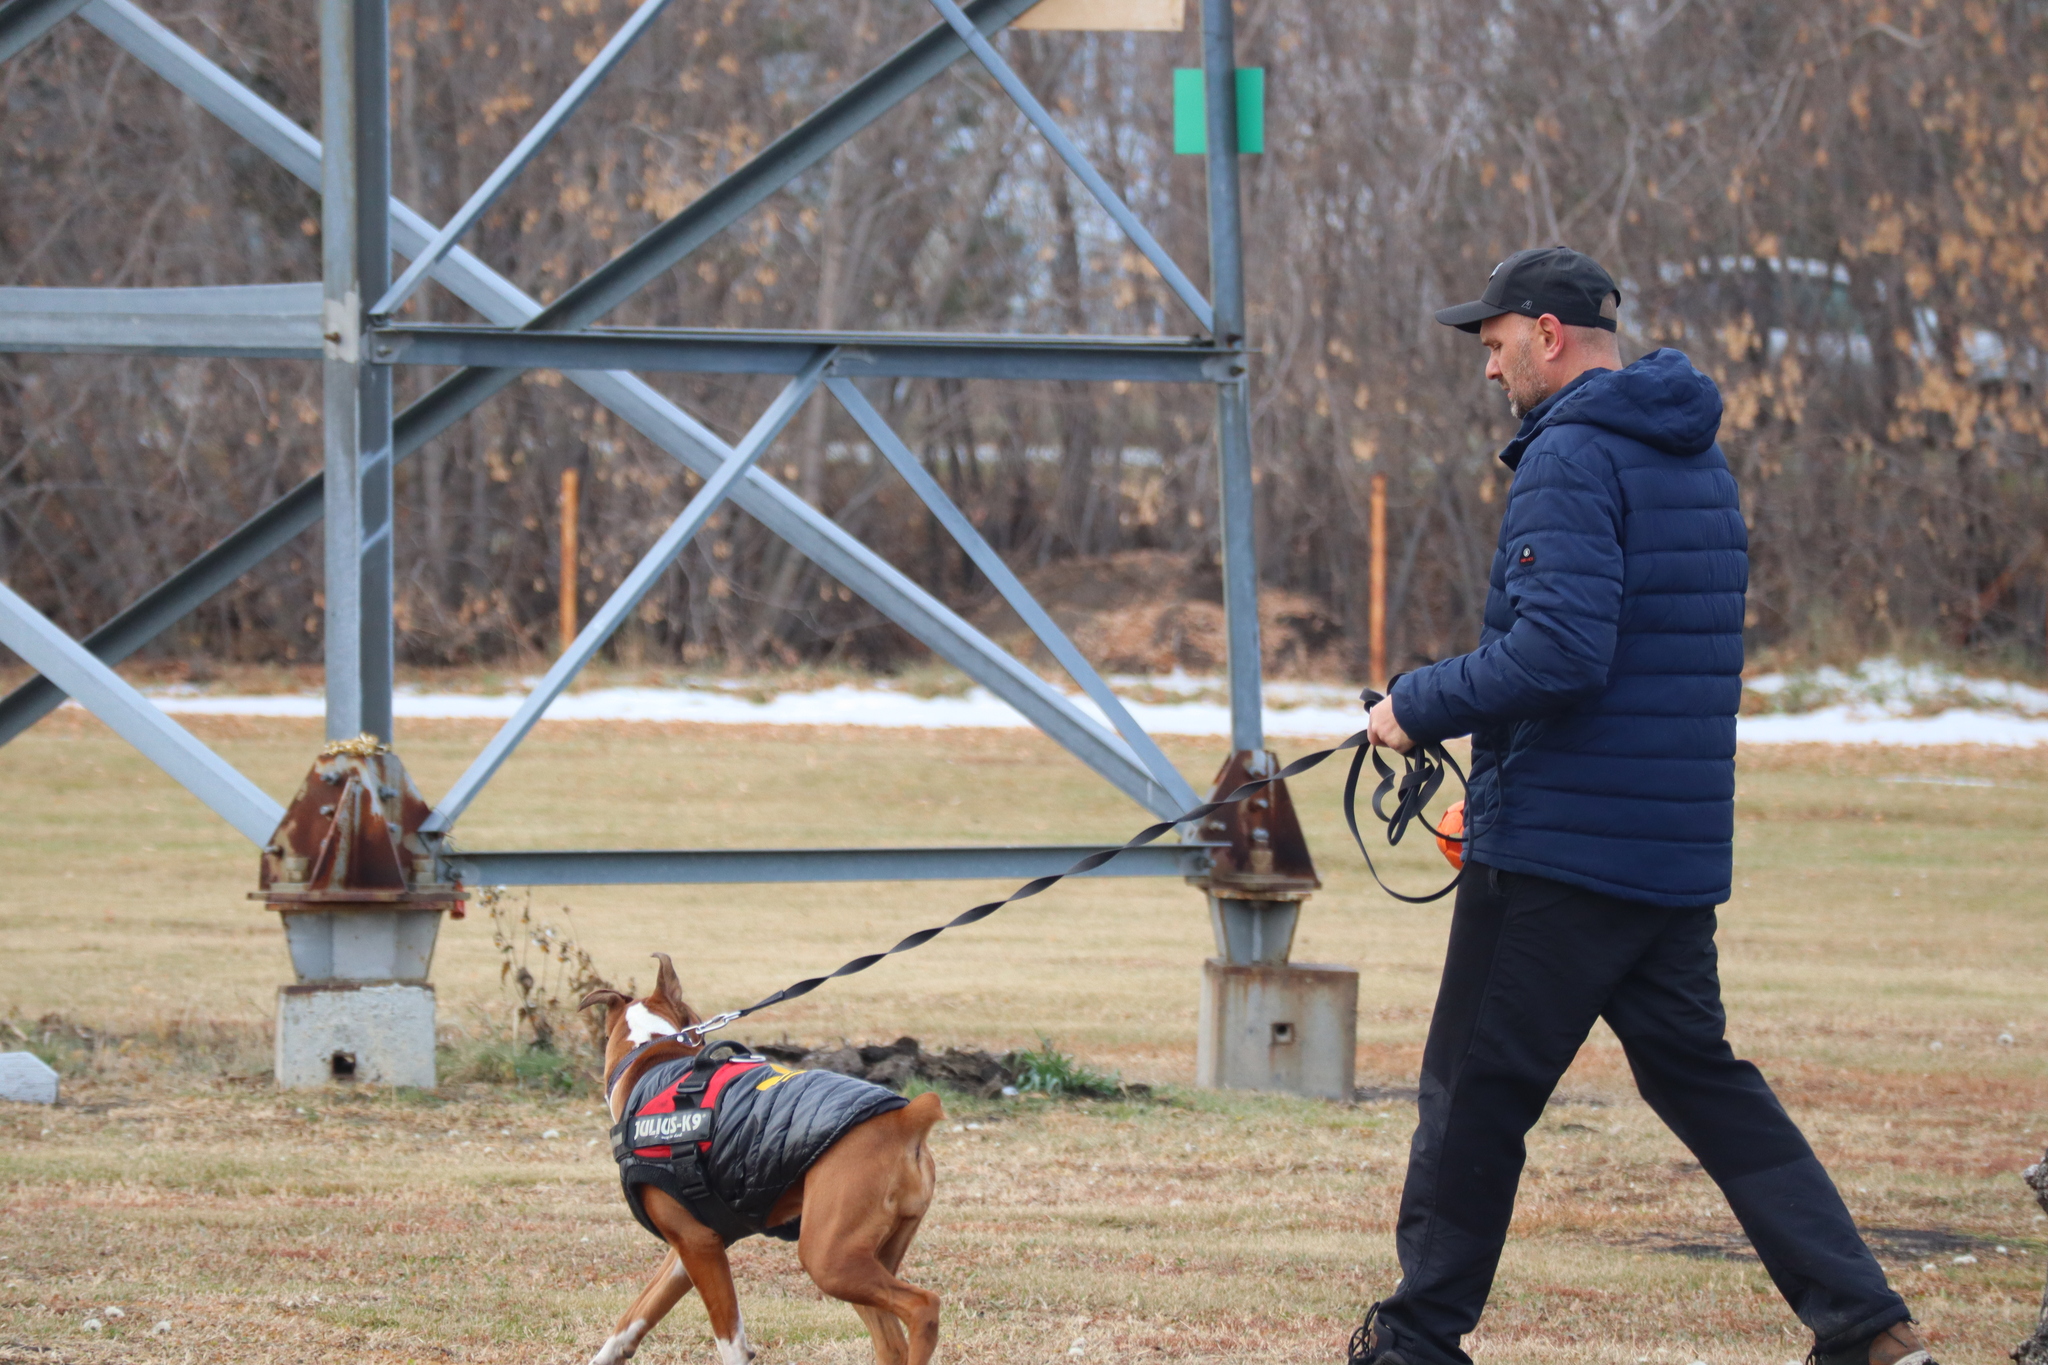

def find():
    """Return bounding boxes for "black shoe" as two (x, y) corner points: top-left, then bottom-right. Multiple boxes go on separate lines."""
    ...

(1808, 1321), (1936, 1365)
(1345, 1302), (1413, 1365)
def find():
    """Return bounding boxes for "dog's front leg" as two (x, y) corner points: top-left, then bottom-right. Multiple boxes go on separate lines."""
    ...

(676, 1236), (753, 1365)
(637, 1189), (755, 1365)
(591, 1246), (694, 1365)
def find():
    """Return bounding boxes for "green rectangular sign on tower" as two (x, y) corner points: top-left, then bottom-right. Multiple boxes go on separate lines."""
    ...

(1173, 67), (1264, 155)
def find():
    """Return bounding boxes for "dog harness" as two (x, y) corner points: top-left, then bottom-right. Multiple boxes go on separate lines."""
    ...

(610, 1041), (907, 1245)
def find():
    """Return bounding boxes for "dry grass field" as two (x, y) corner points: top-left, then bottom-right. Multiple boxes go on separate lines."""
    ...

(2, 710), (2046, 1364)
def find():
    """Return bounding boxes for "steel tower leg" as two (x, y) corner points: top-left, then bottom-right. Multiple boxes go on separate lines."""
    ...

(1193, 0), (1348, 1101)
(1202, 0), (1261, 758)
(321, 0), (394, 743)
(275, 0), (444, 1091)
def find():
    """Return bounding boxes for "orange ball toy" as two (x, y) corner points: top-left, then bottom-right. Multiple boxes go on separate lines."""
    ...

(1434, 800), (1466, 869)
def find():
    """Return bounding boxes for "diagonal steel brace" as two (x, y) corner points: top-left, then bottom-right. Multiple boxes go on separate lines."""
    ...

(0, 578), (283, 843)
(425, 352), (830, 834)
(0, 0), (90, 64)
(1, 0), (1185, 818)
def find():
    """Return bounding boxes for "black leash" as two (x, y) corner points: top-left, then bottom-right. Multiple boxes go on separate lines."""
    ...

(656, 694), (1470, 1048)
(1343, 689), (1469, 906)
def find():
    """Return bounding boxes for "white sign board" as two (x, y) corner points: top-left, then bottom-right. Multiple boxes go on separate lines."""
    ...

(0, 1051), (59, 1105)
(1015, 0), (1184, 30)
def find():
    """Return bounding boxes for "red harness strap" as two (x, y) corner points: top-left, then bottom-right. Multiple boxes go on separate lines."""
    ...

(696, 1060), (760, 1128)
(628, 1059), (764, 1159)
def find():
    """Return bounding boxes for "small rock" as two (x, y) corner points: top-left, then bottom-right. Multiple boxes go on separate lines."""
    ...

(82, 1319), (103, 1332)
(542, 1129), (561, 1139)
(0, 1052), (59, 1105)
(153, 1321), (173, 1335)
(104, 1306), (124, 1318)
(1952, 1254), (1976, 1264)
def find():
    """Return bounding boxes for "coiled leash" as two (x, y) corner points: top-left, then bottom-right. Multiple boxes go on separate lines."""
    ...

(647, 691), (1472, 1050)
(1343, 689), (1470, 906)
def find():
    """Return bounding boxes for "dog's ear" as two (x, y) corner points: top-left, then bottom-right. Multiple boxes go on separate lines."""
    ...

(578, 988), (628, 1016)
(650, 952), (697, 1026)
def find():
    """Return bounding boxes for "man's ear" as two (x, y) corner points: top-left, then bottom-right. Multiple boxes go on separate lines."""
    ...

(578, 988), (628, 1016)
(1535, 312), (1568, 361)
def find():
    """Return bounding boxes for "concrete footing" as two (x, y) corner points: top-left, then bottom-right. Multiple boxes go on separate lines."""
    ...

(276, 982), (436, 1089)
(1196, 958), (1358, 1101)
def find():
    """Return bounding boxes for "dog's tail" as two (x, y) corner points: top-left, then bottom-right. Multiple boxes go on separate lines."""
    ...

(897, 1090), (944, 1159)
(902, 1089), (944, 1131)
(901, 1088), (946, 1178)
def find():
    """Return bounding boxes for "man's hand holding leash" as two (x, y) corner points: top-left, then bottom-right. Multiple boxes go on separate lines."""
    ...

(1364, 695), (1414, 754)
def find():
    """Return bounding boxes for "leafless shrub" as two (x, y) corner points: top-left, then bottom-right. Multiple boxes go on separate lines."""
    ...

(480, 886), (620, 1061)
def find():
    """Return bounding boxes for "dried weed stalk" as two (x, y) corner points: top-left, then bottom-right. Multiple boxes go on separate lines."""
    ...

(480, 887), (623, 1061)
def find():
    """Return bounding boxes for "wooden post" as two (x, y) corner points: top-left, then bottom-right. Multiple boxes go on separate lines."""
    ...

(1368, 472), (1387, 688)
(558, 468), (580, 652)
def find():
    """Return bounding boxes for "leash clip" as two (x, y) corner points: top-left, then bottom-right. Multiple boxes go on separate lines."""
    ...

(674, 1010), (742, 1045)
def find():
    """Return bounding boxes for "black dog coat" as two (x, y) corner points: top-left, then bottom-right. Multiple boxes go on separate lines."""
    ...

(611, 1043), (907, 1245)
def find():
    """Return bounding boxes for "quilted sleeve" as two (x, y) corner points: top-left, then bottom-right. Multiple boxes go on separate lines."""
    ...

(1391, 434), (1624, 742)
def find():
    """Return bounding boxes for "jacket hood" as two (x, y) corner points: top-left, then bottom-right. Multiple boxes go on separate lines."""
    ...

(1500, 348), (1723, 468)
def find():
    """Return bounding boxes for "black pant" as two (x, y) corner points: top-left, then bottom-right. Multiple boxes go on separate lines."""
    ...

(1374, 865), (1907, 1364)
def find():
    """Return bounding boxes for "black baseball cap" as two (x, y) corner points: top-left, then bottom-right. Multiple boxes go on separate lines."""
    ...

(1435, 246), (1621, 333)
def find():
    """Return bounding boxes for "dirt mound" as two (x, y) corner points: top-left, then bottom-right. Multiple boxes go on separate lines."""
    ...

(753, 1036), (1015, 1096)
(749, 1036), (1143, 1099)
(971, 549), (1346, 677)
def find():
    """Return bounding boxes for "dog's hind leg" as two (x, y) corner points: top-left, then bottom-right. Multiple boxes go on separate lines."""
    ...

(849, 1303), (910, 1365)
(805, 1250), (940, 1365)
(799, 1093), (945, 1365)
(590, 1247), (693, 1365)
(799, 1204), (938, 1365)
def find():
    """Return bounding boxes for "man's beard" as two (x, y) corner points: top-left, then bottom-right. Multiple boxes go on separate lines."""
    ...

(1502, 338), (1550, 418)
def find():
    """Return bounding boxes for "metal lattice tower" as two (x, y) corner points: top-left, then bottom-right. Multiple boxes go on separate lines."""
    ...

(0, 0), (1350, 1095)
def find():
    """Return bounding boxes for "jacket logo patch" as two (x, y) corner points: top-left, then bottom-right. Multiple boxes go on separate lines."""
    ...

(753, 1065), (800, 1092)
(1518, 545), (1535, 565)
(633, 1109), (709, 1146)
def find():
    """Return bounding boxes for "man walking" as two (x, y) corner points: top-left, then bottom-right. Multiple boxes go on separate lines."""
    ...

(1347, 247), (1931, 1365)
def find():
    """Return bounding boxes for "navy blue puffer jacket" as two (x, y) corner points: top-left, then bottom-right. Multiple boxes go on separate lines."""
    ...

(1390, 349), (1745, 907)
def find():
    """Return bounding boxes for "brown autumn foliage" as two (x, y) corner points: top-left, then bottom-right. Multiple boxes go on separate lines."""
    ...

(0, 0), (2043, 678)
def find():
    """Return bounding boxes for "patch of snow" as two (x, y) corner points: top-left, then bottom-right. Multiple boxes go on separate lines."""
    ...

(1737, 706), (2048, 747)
(1746, 658), (2048, 716)
(109, 657), (2048, 747)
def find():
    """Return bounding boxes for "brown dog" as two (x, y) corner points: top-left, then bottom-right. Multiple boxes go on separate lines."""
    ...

(580, 956), (944, 1365)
